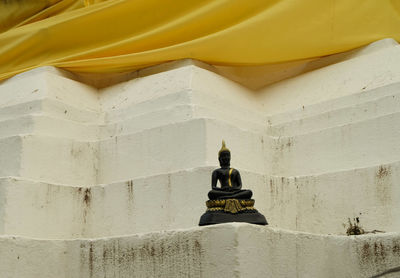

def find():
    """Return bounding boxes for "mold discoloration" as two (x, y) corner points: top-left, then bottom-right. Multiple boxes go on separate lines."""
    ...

(127, 180), (133, 197)
(361, 242), (370, 261)
(275, 137), (294, 152)
(358, 239), (395, 270)
(83, 188), (91, 206)
(76, 187), (92, 225)
(269, 178), (274, 195)
(285, 138), (293, 148)
(376, 165), (391, 179)
(77, 226), (204, 276)
(311, 194), (318, 208)
(89, 242), (94, 278)
(374, 242), (386, 258)
(70, 143), (83, 158)
(392, 242), (400, 255)
(374, 165), (393, 205)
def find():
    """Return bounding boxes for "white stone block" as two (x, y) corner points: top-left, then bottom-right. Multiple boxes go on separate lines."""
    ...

(266, 161), (400, 234)
(0, 136), (22, 178)
(0, 168), (270, 239)
(100, 104), (194, 138)
(41, 99), (102, 124)
(98, 119), (207, 183)
(0, 115), (99, 140)
(16, 135), (98, 185)
(0, 67), (99, 111)
(271, 113), (400, 176)
(268, 83), (400, 136)
(260, 44), (400, 114)
(267, 82), (400, 126)
(100, 65), (193, 111)
(103, 90), (192, 123)
(1, 224), (400, 278)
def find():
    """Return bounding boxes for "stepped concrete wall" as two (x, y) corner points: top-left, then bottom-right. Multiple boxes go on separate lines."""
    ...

(1, 224), (400, 278)
(0, 39), (400, 277)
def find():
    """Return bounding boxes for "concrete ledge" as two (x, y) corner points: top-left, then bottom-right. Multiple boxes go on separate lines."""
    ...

(3, 161), (400, 238)
(0, 68), (99, 111)
(271, 113), (400, 176)
(267, 82), (400, 126)
(100, 65), (193, 111)
(260, 44), (400, 114)
(1, 224), (400, 278)
(267, 161), (400, 234)
(0, 99), (102, 124)
(268, 89), (400, 136)
(0, 168), (268, 239)
(0, 115), (99, 140)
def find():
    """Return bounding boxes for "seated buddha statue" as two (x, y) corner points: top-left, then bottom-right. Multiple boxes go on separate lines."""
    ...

(199, 140), (267, 226)
(208, 141), (253, 200)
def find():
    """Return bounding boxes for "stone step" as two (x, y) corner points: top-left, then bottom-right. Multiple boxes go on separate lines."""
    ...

(190, 90), (265, 132)
(103, 88), (264, 134)
(268, 84), (400, 136)
(98, 118), (266, 184)
(259, 44), (400, 115)
(103, 90), (192, 123)
(0, 224), (399, 278)
(0, 168), (209, 238)
(2, 161), (399, 239)
(104, 104), (264, 139)
(0, 118), (266, 186)
(99, 65), (193, 111)
(267, 81), (400, 127)
(100, 63), (260, 115)
(0, 135), (98, 185)
(0, 167), (268, 239)
(0, 103), (263, 145)
(0, 67), (99, 112)
(0, 115), (99, 140)
(0, 99), (102, 124)
(100, 104), (194, 138)
(41, 99), (103, 124)
(265, 160), (400, 235)
(270, 112), (400, 176)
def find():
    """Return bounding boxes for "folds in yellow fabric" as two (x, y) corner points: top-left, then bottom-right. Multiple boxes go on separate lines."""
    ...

(0, 0), (399, 81)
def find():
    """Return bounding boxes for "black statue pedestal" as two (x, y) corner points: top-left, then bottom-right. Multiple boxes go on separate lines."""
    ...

(198, 141), (268, 226)
(199, 198), (267, 226)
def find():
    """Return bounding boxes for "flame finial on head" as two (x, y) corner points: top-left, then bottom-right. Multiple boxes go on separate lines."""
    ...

(218, 140), (230, 157)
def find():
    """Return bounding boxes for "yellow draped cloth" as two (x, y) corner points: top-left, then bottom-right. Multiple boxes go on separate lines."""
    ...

(0, 0), (399, 81)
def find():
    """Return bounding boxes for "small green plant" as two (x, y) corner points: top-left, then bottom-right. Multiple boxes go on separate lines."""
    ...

(346, 217), (365, 236)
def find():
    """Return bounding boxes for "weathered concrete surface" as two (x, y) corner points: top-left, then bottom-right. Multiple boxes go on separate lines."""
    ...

(266, 161), (400, 235)
(259, 40), (400, 114)
(0, 39), (400, 242)
(2, 162), (399, 238)
(1, 224), (400, 278)
(0, 39), (400, 277)
(267, 82), (400, 137)
(0, 168), (268, 239)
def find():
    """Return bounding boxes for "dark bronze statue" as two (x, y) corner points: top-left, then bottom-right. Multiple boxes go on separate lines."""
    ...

(208, 141), (252, 200)
(199, 141), (267, 226)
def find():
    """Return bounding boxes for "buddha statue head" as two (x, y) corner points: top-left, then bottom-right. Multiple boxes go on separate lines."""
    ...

(218, 140), (231, 168)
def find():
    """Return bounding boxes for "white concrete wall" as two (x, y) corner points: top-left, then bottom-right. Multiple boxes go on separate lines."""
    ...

(1, 224), (400, 278)
(0, 168), (271, 239)
(259, 42), (400, 115)
(1, 40), (400, 238)
(1, 39), (400, 277)
(267, 161), (400, 234)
